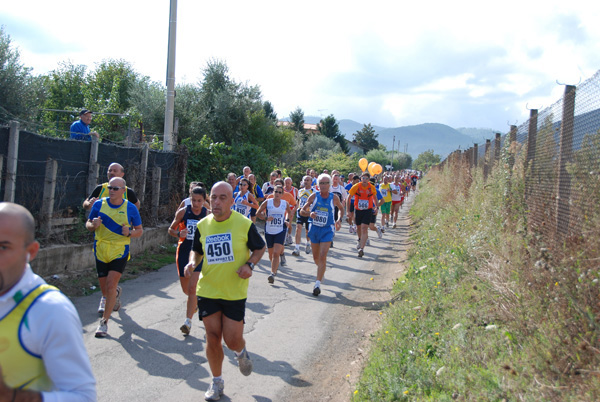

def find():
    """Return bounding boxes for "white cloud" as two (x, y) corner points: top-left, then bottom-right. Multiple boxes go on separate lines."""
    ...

(2, 0), (600, 131)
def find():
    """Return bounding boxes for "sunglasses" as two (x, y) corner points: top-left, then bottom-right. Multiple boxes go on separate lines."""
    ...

(274, 191), (283, 194)
(107, 186), (124, 191)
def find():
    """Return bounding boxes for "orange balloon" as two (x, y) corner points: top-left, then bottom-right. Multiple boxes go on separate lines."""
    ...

(368, 162), (376, 176)
(358, 158), (368, 172)
(373, 163), (383, 175)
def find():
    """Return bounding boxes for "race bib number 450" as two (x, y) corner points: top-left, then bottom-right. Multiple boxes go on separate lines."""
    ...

(205, 233), (234, 265)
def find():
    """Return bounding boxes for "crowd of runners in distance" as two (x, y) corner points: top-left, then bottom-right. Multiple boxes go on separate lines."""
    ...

(167, 166), (421, 332)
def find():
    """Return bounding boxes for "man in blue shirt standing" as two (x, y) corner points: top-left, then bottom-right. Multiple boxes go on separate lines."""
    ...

(70, 109), (100, 141)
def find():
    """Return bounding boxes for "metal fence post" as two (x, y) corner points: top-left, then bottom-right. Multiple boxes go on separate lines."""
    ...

(152, 167), (162, 225)
(483, 139), (491, 180)
(41, 159), (58, 235)
(87, 136), (99, 196)
(494, 133), (501, 164)
(525, 109), (538, 201)
(4, 121), (20, 202)
(138, 144), (149, 204)
(555, 85), (576, 240)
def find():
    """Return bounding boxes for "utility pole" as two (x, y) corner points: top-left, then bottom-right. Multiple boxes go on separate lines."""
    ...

(163, 0), (177, 151)
(391, 136), (395, 170)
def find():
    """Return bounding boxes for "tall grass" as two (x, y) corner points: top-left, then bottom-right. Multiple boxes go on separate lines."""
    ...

(353, 148), (600, 401)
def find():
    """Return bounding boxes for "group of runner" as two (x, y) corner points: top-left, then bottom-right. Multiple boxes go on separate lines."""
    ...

(80, 162), (417, 401)
(169, 167), (418, 307)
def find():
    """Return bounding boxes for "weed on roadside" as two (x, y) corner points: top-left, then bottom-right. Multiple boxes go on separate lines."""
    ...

(353, 156), (600, 401)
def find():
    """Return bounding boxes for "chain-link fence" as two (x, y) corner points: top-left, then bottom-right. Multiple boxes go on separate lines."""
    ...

(435, 70), (600, 259)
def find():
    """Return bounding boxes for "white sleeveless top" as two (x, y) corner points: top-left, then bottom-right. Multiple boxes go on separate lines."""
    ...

(265, 198), (288, 235)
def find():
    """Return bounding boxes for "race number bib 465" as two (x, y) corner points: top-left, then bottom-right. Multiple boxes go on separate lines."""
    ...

(205, 233), (234, 265)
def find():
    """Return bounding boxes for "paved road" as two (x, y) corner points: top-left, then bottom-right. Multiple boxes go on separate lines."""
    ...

(75, 193), (414, 401)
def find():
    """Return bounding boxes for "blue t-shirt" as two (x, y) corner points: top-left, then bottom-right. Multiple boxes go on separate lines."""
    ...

(70, 120), (92, 141)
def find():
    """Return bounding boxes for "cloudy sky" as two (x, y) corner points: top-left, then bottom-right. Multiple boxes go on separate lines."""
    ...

(2, 0), (599, 131)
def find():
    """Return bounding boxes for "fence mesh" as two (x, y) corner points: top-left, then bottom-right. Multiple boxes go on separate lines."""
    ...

(0, 126), (184, 241)
(436, 70), (600, 259)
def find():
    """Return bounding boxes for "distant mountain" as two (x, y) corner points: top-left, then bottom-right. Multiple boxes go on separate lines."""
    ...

(282, 116), (488, 158)
(337, 120), (475, 158)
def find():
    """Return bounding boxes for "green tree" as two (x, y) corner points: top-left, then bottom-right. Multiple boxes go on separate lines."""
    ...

(129, 77), (166, 141)
(247, 109), (294, 160)
(289, 107), (306, 135)
(0, 27), (42, 124)
(263, 101), (277, 122)
(197, 59), (262, 145)
(366, 148), (412, 171)
(173, 82), (202, 141)
(305, 134), (341, 159)
(41, 61), (88, 136)
(80, 59), (138, 142)
(353, 123), (379, 152)
(317, 114), (349, 153)
(412, 149), (441, 172)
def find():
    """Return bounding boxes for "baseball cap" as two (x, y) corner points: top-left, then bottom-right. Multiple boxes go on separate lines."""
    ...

(79, 109), (92, 116)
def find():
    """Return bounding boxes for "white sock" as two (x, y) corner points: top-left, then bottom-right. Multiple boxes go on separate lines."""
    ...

(315, 280), (321, 288)
(295, 244), (300, 250)
(213, 376), (222, 382)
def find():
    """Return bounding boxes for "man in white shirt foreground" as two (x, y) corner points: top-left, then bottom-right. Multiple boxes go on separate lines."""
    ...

(0, 202), (97, 402)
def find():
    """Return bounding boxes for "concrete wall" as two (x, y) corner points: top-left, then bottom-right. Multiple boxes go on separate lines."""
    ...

(31, 224), (172, 277)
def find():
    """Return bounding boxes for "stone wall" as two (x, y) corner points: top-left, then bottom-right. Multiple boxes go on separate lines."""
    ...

(31, 224), (172, 277)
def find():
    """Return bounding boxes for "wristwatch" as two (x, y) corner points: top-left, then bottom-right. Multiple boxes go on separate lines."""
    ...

(246, 262), (255, 271)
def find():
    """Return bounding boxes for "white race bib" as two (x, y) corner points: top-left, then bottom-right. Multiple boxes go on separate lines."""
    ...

(266, 213), (284, 234)
(313, 209), (328, 227)
(186, 219), (198, 241)
(204, 233), (234, 265)
(357, 199), (370, 210)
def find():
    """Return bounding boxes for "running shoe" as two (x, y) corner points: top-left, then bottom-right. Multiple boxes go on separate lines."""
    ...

(285, 234), (293, 246)
(386, 221), (390, 228)
(376, 226), (383, 239)
(358, 249), (364, 258)
(313, 285), (321, 296)
(180, 318), (192, 335)
(305, 242), (311, 254)
(380, 226), (386, 234)
(98, 296), (106, 317)
(356, 239), (361, 250)
(268, 274), (275, 284)
(393, 223), (397, 229)
(204, 378), (224, 401)
(95, 318), (108, 338)
(236, 349), (253, 376)
(113, 286), (122, 311)
(366, 239), (371, 246)
(292, 249), (300, 257)
(280, 254), (287, 266)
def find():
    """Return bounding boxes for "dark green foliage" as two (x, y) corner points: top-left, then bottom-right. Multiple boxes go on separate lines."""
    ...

(353, 123), (379, 152)
(0, 27), (43, 124)
(413, 149), (442, 171)
(318, 114), (349, 153)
